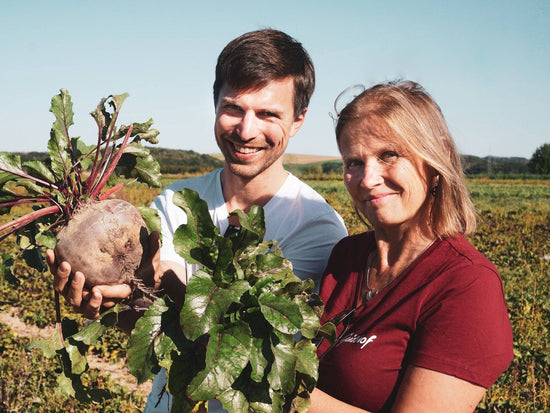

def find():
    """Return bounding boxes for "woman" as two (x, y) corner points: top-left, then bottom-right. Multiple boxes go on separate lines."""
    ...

(309, 81), (513, 412)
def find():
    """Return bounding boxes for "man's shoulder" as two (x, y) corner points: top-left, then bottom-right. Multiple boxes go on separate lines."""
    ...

(162, 169), (221, 195)
(279, 173), (330, 204)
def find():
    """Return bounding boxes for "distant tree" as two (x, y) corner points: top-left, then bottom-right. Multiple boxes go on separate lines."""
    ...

(528, 143), (550, 174)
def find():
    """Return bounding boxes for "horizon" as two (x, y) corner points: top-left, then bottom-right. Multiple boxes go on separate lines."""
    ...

(5, 148), (532, 162)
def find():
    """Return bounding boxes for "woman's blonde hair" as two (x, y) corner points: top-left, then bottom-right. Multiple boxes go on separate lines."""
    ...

(335, 80), (477, 237)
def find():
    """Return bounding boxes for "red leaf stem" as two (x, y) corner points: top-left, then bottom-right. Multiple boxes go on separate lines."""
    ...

(89, 124), (133, 199)
(0, 167), (58, 190)
(0, 205), (61, 239)
(0, 197), (51, 208)
(98, 182), (124, 200)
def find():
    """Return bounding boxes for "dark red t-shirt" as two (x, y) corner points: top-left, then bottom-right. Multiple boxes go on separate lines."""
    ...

(316, 232), (514, 412)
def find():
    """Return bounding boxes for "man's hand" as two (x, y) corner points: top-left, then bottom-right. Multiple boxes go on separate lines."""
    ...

(46, 249), (133, 319)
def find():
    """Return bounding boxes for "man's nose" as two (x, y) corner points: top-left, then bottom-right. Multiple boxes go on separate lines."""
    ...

(237, 111), (259, 141)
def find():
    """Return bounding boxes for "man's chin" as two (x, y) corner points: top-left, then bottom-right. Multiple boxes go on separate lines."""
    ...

(224, 162), (267, 180)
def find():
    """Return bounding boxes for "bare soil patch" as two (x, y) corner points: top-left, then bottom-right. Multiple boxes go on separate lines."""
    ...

(0, 308), (152, 396)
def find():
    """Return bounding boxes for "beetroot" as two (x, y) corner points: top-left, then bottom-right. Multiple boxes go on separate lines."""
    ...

(54, 199), (149, 287)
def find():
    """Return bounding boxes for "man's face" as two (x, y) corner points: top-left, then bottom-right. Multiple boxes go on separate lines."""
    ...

(214, 77), (306, 180)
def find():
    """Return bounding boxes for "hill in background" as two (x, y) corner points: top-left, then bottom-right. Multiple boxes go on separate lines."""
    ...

(9, 148), (529, 176)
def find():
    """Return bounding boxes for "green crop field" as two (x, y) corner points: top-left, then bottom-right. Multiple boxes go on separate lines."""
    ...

(1, 177), (549, 412)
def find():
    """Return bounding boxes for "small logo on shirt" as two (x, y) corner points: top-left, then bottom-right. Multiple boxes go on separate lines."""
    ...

(339, 333), (377, 349)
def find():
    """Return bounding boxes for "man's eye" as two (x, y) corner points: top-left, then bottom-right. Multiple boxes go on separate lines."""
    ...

(259, 111), (278, 118)
(222, 104), (242, 113)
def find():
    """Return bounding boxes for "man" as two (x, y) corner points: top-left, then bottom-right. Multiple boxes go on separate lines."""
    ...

(48, 29), (347, 412)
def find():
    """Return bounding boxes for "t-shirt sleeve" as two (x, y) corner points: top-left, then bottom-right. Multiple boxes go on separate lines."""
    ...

(151, 189), (188, 268)
(408, 263), (514, 388)
(282, 211), (348, 292)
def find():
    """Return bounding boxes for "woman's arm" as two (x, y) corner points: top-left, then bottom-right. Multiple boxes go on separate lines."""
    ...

(391, 365), (486, 413)
(308, 366), (486, 413)
(308, 388), (370, 413)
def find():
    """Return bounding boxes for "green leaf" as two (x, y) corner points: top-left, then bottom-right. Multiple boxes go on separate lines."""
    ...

(70, 306), (120, 345)
(22, 160), (56, 184)
(167, 350), (206, 411)
(248, 335), (271, 382)
(35, 230), (57, 249)
(294, 339), (319, 381)
(57, 371), (76, 397)
(316, 322), (337, 344)
(22, 248), (47, 273)
(172, 188), (219, 268)
(187, 322), (252, 401)
(295, 297), (320, 339)
(1, 254), (19, 285)
(180, 270), (249, 340)
(217, 388), (249, 413)
(127, 296), (179, 383)
(0, 153), (25, 178)
(285, 373), (314, 413)
(268, 330), (297, 394)
(48, 89), (73, 179)
(71, 137), (96, 171)
(229, 206), (265, 252)
(30, 322), (65, 357)
(65, 337), (89, 375)
(109, 92), (129, 112)
(259, 292), (303, 335)
(118, 143), (162, 187)
(138, 206), (162, 238)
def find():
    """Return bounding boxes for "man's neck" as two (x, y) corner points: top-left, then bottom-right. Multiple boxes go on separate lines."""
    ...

(220, 162), (288, 214)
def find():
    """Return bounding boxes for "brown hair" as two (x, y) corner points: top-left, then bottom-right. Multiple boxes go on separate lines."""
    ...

(336, 80), (477, 237)
(213, 29), (315, 119)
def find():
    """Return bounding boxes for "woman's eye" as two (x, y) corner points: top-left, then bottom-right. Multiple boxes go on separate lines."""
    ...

(345, 160), (363, 170)
(379, 151), (398, 162)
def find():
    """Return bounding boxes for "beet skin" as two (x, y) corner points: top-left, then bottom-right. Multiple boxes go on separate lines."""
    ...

(54, 199), (148, 287)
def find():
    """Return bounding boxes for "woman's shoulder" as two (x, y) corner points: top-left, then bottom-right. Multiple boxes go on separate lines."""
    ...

(439, 234), (499, 275)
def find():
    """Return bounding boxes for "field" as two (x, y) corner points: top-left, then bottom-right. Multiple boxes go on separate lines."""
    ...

(1, 177), (549, 412)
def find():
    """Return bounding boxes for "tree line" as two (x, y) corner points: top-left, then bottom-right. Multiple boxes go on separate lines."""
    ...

(8, 143), (550, 177)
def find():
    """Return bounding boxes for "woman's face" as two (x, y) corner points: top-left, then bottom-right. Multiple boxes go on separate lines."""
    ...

(339, 121), (432, 233)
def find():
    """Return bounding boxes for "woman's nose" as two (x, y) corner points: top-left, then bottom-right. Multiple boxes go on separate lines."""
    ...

(360, 159), (384, 188)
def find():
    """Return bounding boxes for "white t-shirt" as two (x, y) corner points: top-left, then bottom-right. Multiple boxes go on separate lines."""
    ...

(144, 169), (347, 412)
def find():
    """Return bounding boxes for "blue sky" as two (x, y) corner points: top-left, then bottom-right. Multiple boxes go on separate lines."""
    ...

(1, 0), (548, 158)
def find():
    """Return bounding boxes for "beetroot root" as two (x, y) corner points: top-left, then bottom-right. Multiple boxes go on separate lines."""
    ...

(54, 199), (148, 287)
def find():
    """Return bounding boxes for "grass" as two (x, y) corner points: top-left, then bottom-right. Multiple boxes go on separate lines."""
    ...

(1, 177), (549, 412)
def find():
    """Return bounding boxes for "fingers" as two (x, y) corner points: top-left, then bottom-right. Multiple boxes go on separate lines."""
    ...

(66, 271), (86, 308)
(81, 288), (103, 319)
(48, 249), (71, 294)
(135, 231), (162, 288)
(94, 284), (133, 302)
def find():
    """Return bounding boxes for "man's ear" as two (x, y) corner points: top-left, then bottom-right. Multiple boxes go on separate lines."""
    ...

(290, 107), (308, 137)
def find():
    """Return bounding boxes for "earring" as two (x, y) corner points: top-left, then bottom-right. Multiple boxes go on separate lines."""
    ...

(431, 175), (440, 197)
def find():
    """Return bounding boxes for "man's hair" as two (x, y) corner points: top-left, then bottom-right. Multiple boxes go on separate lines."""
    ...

(335, 80), (477, 238)
(213, 29), (315, 119)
